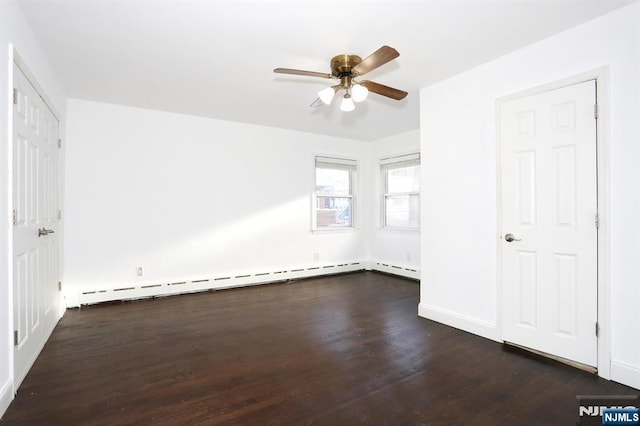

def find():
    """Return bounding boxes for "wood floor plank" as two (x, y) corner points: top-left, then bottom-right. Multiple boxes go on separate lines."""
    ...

(1, 271), (636, 425)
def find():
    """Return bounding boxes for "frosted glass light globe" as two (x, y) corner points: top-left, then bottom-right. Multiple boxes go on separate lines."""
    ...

(340, 95), (355, 112)
(318, 87), (336, 105)
(351, 84), (368, 102)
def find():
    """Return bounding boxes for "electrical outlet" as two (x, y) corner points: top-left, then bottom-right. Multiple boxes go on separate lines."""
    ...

(313, 252), (319, 261)
(136, 266), (143, 276)
(407, 253), (412, 262)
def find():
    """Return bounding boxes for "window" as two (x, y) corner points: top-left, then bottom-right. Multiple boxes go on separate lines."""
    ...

(381, 153), (420, 229)
(314, 156), (357, 229)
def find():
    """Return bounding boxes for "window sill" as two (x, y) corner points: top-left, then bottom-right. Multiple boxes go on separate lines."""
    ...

(377, 227), (420, 234)
(312, 227), (358, 234)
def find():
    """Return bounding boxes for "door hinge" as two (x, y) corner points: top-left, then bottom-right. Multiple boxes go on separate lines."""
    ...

(58, 210), (62, 220)
(594, 103), (599, 119)
(58, 138), (62, 149)
(13, 88), (18, 105)
(14, 330), (18, 346)
(595, 322), (599, 337)
(595, 212), (600, 229)
(58, 281), (62, 291)
(12, 209), (17, 226)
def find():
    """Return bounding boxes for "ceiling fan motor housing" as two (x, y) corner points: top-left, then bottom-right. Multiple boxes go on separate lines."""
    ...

(330, 54), (362, 78)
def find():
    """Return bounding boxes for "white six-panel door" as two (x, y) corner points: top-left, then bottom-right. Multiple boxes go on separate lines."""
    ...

(12, 62), (60, 388)
(499, 80), (598, 367)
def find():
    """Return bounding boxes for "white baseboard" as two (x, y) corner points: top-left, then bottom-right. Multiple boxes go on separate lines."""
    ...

(0, 378), (13, 420)
(67, 261), (367, 308)
(611, 359), (640, 390)
(418, 302), (500, 342)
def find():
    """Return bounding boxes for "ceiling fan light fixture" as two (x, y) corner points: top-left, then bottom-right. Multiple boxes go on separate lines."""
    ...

(340, 94), (355, 112)
(318, 86), (336, 105)
(351, 83), (368, 102)
(275, 46), (408, 111)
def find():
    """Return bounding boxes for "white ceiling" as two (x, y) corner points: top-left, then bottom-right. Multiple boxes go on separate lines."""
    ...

(17, 0), (635, 141)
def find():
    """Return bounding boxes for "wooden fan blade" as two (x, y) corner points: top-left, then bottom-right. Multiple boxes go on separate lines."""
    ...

(274, 68), (332, 79)
(352, 46), (399, 76)
(362, 81), (408, 100)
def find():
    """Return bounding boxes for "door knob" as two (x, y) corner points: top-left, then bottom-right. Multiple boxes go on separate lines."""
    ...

(504, 233), (521, 242)
(38, 228), (55, 237)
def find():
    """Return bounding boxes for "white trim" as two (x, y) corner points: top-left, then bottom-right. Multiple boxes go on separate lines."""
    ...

(5, 44), (15, 409)
(311, 227), (359, 234)
(0, 378), (12, 420)
(376, 227), (420, 235)
(611, 360), (640, 390)
(12, 50), (60, 121)
(418, 303), (500, 342)
(594, 68), (612, 381)
(495, 67), (611, 379)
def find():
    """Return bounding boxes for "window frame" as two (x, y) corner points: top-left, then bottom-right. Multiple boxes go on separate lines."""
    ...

(313, 155), (358, 231)
(380, 152), (420, 231)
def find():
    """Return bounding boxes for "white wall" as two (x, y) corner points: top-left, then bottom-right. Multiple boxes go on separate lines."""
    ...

(64, 100), (370, 304)
(367, 130), (421, 272)
(0, 0), (66, 416)
(419, 2), (640, 389)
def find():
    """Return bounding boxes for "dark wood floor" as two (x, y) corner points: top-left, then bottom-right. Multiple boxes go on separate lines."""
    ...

(1, 272), (636, 425)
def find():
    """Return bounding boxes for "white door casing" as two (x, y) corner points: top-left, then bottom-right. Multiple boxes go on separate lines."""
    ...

(499, 80), (597, 367)
(12, 62), (60, 388)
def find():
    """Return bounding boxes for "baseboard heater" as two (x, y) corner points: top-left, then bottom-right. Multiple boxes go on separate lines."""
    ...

(74, 262), (365, 307)
(72, 260), (420, 307)
(372, 262), (420, 281)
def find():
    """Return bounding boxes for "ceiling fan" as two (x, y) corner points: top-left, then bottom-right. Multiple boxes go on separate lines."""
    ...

(274, 45), (408, 112)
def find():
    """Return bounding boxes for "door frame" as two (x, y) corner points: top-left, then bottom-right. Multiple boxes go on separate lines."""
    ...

(496, 67), (611, 379)
(7, 46), (63, 395)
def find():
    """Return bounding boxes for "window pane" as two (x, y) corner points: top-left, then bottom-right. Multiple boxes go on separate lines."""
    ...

(316, 168), (350, 196)
(387, 165), (420, 193)
(315, 156), (356, 230)
(385, 194), (419, 228)
(316, 196), (352, 227)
